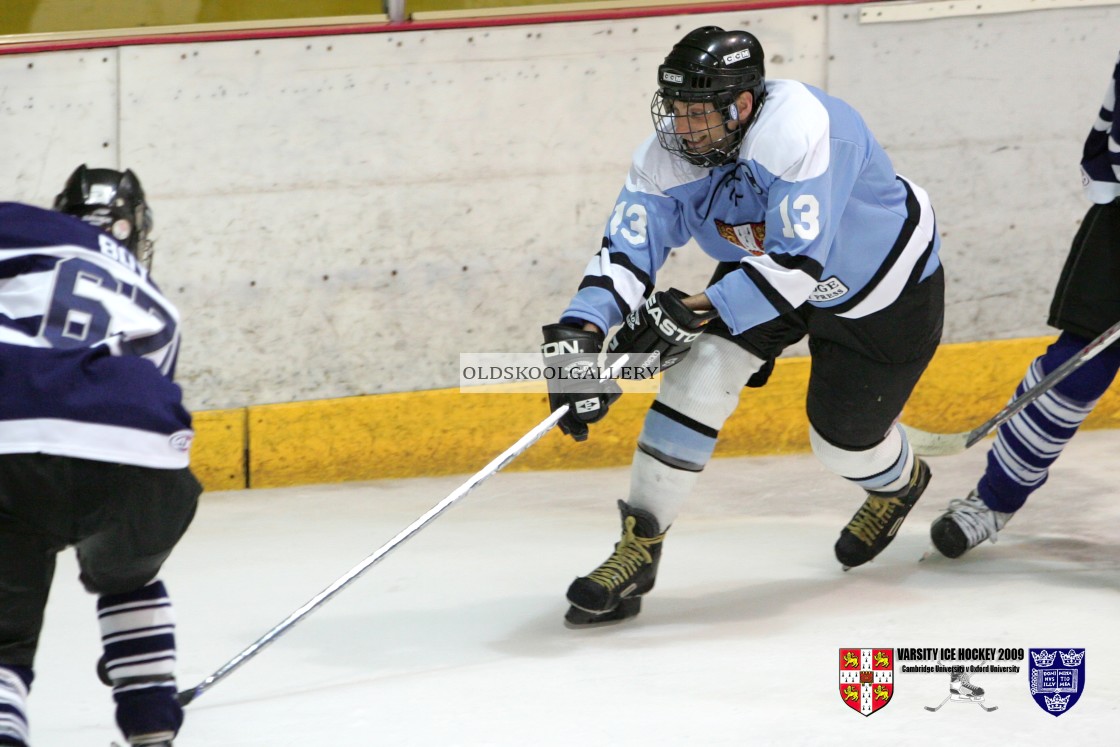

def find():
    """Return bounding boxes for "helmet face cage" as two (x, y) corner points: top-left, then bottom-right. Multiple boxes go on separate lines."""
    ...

(651, 27), (765, 168)
(651, 90), (743, 168)
(54, 165), (154, 269)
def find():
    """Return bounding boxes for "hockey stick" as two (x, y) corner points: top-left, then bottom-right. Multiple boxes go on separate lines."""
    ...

(177, 356), (631, 706)
(176, 405), (571, 706)
(923, 695), (950, 712)
(902, 319), (1120, 457)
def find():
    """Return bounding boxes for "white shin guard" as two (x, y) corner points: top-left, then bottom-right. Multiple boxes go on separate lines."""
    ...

(655, 335), (765, 430)
(809, 423), (914, 493)
(629, 335), (765, 528)
(627, 448), (700, 529)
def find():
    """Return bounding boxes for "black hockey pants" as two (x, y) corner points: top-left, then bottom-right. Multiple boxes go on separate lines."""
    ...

(0, 454), (200, 667)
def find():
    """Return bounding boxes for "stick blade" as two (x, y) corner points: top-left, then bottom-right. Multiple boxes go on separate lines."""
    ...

(901, 423), (968, 457)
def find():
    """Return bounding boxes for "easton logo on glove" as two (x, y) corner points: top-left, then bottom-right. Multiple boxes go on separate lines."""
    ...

(606, 288), (716, 373)
(618, 296), (707, 346)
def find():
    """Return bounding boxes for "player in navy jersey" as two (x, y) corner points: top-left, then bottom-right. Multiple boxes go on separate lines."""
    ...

(0, 166), (200, 747)
(541, 27), (945, 626)
(930, 50), (1120, 559)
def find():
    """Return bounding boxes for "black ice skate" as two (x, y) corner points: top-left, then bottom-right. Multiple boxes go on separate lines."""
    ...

(835, 459), (931, 569)
(565, 500), (667, 627)
(930, 490), (1012, 559)
(925, 671), (998, 712)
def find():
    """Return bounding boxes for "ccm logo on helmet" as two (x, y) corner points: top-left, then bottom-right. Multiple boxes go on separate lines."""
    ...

(661, 70), (684, 84)
(722, 49), (751, 65)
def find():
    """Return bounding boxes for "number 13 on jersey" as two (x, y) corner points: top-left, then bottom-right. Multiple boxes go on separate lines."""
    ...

(778, 193), (821, 240)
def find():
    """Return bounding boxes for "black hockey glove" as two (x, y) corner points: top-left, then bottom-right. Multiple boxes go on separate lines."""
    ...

(607, 288), (717, 373)
(541, 323), (622, 442)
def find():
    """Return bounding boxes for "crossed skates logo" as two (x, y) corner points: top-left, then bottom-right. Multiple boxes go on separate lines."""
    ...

(839, 648), (893, 716)
(1029, 648), (1085, 716)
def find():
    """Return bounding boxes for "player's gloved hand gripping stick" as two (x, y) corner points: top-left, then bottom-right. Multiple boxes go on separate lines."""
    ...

(542, 288), (716, 442)
(541, 324), (622, 442)
(609, 288), (717, 370)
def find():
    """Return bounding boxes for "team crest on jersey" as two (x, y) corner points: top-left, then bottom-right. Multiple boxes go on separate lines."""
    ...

(715, 220), (765, 256)
(839, 648), (893, 716)
(1029, 648), (1085, 716)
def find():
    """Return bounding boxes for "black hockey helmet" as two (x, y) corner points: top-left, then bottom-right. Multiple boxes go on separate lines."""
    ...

(54, 164), (154, 268)
(651, 27), (767, 167)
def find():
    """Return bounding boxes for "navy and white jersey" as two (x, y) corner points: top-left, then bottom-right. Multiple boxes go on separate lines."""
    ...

(561, 80), (941, 336)
(1081, 50), (1120, 204)
(0, 202), (191, 468)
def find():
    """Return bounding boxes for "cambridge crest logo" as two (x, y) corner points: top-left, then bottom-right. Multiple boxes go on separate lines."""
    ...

(714, 219), (766, 256)
(1028, 648), (1085, 716)
(839, 648), (893, 716)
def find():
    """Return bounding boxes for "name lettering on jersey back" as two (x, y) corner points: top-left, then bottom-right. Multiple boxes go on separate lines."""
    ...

(97, 233), (147, 280)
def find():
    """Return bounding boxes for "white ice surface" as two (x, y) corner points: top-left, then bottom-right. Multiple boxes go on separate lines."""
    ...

(28, 429), (1120, 745)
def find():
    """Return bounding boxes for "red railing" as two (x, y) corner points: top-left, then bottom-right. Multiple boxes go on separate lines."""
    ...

(0, 0), (861, 56)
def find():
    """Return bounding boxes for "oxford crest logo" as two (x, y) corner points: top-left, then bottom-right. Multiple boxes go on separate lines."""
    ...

(1028, 648), (1085, 716)
(839, 648), (893, 716)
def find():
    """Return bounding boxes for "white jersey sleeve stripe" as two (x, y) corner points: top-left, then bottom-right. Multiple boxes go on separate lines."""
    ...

(836, 177), (936, 319)
(578, 245), (650, 315)
(743, 82), (831, 182)
(739, 252), (821, 308)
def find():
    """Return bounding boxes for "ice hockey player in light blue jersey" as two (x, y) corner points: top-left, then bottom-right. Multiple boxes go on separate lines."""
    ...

(563, 70), (940, 337)
(0, 166), (200, 747)
(541, 27), (945, 626)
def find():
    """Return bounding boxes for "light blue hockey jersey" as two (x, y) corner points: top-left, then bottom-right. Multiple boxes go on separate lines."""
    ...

(561, 80), (942, 336)
(0, 202), (192, 468)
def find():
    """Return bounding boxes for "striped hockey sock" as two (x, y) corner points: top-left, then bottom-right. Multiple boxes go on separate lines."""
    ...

(0, 666), (31, 747)
(979, 334), (1120, 513)
(98, 580), (183, 743)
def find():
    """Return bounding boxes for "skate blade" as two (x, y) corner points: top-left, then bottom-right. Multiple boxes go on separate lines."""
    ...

(564, 597), (641, 628)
